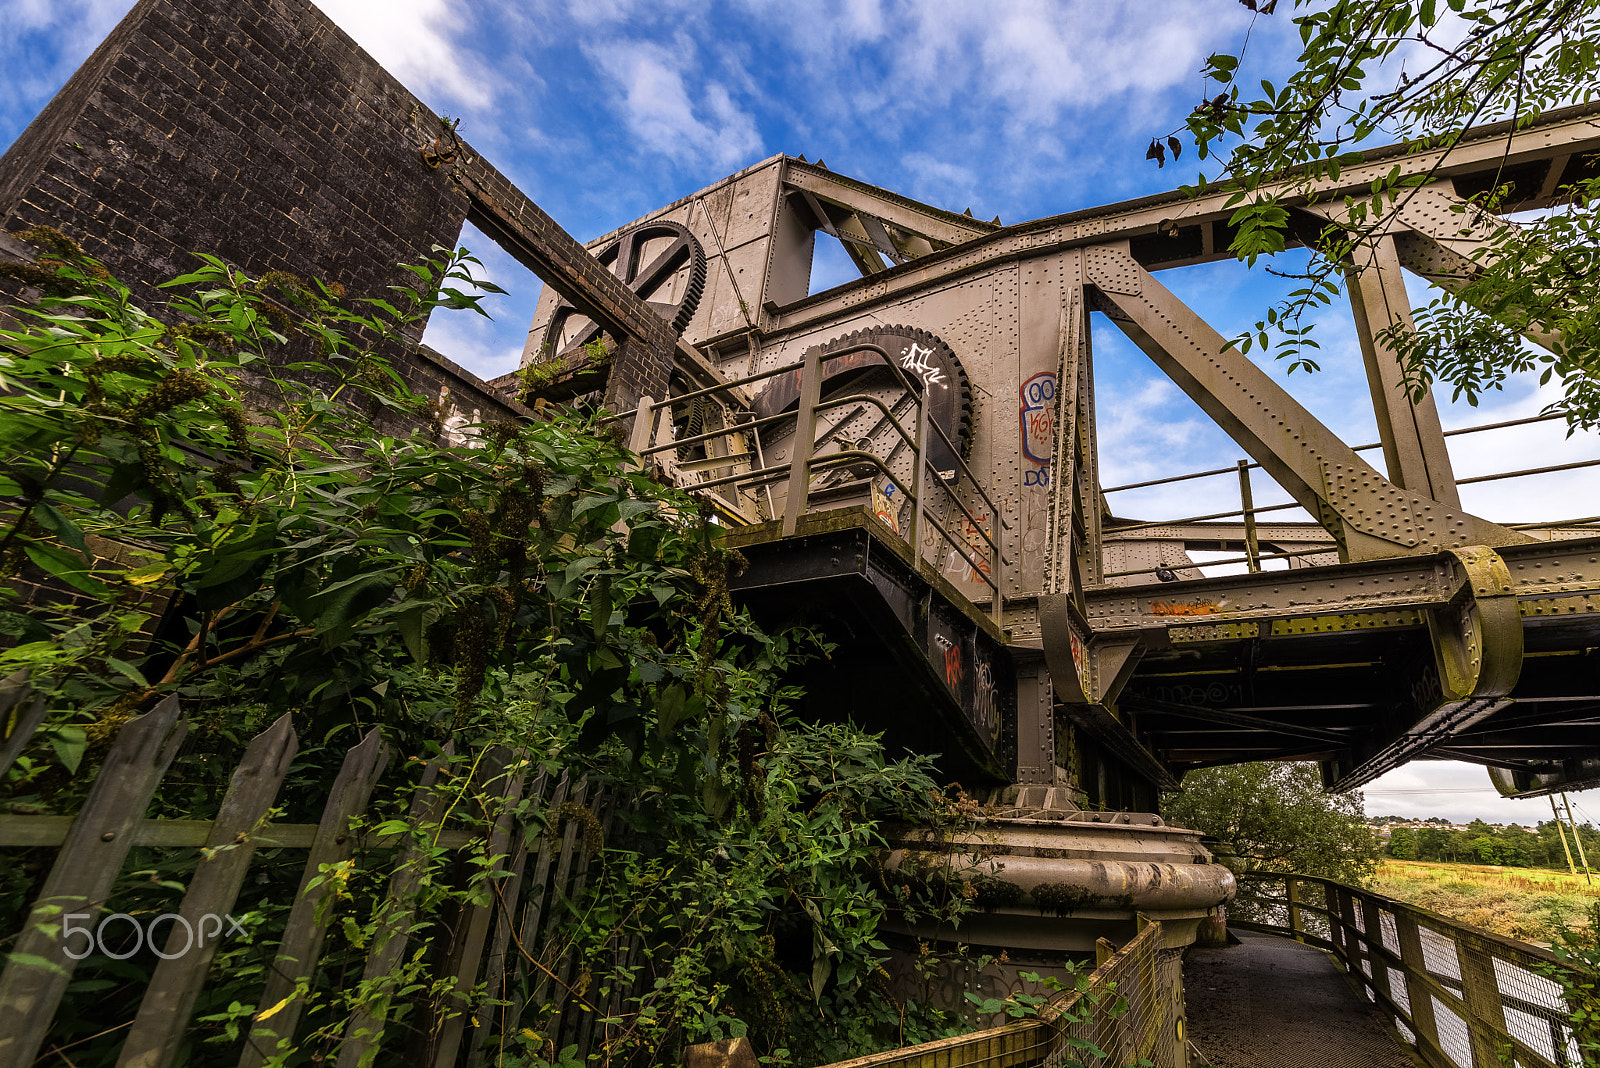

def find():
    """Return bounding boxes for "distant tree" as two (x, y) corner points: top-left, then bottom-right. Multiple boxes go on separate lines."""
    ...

(1165, 761), (1380, 884)
(1389, 826), (1419, 860)
(1473, 836), (1505, 864)
(1418, 826), (1453, 861)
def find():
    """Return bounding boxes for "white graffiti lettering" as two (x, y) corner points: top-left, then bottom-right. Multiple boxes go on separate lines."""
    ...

(899, 343), (946, 387)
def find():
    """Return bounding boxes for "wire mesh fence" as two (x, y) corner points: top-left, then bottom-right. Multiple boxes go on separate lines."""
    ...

(1234, 872), (1589, 1068)
(814, 922), (1185, 1068)
(1047, 928), (1185, 1068)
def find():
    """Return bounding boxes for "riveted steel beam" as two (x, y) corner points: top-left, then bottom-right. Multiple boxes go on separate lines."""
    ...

(1326, 546), (1524, 790)
(783, 162), (994, 250)
(1489, 758), (1600, 799)
(1385, 181), (1566, 353)
(1345, 234), (1460, 507)
(1083, 242), (1531, 562)
(759, 103), (1600, 338)
(1084, 535), (1600, 632)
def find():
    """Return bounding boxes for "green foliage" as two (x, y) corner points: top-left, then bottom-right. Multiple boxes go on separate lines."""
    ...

(1383, 818), (1600, 870)
(962, 970), (1153, 1068)
(1164, 761), (1380, 884)
(0, 237), (980, 1063)
(1545, 905), (1600, 1066)
(1164, 0), (1600, 429)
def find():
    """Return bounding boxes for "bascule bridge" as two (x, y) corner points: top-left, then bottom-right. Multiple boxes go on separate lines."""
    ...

(2, 0), (1596, 1061)
(505, 112), (1600, 812)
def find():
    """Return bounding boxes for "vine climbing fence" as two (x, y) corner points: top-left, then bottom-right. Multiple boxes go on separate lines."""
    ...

(0, 676), (623, 1067)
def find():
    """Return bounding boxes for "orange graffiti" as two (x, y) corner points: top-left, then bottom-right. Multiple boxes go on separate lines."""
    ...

(1150, 600), (1221, 617)
(943, 644), (963, 691)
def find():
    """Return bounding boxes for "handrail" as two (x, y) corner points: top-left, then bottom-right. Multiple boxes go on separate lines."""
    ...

(1231, 871), (1582, 1068)
(1103, 501), (1306, 535)
(1100, 411), (1580, 495)
(812, 392), (922, 454)
(811, 921), (1176, 1068)
(622, 341), (1010, 626)
(1099, 544), (1337, 581)
(637, 408), (791, 455)
(921, 403), (1007, 529)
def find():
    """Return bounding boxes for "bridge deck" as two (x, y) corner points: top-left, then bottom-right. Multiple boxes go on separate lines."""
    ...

(1184, 929), (1419, 1068)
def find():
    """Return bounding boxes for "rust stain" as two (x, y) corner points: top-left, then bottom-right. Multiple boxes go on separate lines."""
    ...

(1151, 599), (1221, 617)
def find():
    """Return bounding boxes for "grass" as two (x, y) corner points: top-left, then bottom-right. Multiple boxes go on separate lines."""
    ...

(1373, 860), (1600, 945)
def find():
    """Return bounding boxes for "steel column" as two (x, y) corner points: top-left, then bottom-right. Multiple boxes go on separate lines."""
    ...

(1345, 234), (1460, 508)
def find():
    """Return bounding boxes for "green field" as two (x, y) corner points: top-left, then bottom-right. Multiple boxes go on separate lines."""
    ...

(1374, 860), (1600, 944)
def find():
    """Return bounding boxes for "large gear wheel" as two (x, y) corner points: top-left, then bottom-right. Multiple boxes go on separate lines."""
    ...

(540, 220), (706, 360)
(751, 325), (973, 484)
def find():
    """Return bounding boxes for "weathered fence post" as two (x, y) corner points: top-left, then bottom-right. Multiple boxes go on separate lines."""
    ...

(465, 769), (548, 1068)
(500, 772), (572, 1043)
(118, 713), (299, 1068)
(427, 747), (529, 1067)
(0, 669), (48, 780)
(542, 778), (597, 1050)
(0, 695), (187, 1068)
(1393, 911), (1443, 1064)
(1458, 932), (1511, 1068)
(336, 742), (456, 1068)
(239, 728), (389, 1068)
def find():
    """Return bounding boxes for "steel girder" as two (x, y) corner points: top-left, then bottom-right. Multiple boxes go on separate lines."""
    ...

(1343, 234), (1461, 508)
(755, 102), (1600, 341)
(535, 101), (1600, 802)
(1083, 241), (1531, 562)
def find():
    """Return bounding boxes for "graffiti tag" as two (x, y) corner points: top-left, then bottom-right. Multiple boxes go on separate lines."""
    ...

(1019, 372), (1056, 468)
(934, 633), (963, 693)
(872, 479), (900, 534)
(900, 343), (946, 387)
(973, 658), (996, 735)
(944, 510), (992, 583)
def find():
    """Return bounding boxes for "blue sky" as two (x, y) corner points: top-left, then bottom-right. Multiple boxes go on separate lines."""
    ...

(3, 0), (1597, 825)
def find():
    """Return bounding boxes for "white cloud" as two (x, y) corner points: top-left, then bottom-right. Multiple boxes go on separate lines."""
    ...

(312, 0), (493, 113)
(582, 37), (762, 170)
(0, 0), (132, 140)
(1362, 761), (1561, 827)
(901, 151), (978, 213)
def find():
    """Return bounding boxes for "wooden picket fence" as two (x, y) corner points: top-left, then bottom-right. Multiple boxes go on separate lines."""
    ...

(0, 672), (622, 1067)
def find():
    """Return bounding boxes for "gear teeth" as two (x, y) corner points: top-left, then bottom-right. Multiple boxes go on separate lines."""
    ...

(541, 220), (708, 355)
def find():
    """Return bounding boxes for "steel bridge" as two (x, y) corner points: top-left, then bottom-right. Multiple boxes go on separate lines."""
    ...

(507, 101), (1600, 808)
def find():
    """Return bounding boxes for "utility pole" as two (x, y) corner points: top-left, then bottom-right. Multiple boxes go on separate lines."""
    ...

(1551, 795), (1578, 876)
(1561, 792), (1591, 884)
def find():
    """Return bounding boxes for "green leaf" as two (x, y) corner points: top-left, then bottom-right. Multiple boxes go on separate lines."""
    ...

(33, 502), (87, 554)
(50, 726), (87, 774)
(592, 575), (612, 642)
(104, 657), (149, 687)
(23, 542), (109, 597)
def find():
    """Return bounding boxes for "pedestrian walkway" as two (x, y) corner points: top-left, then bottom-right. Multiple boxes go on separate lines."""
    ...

(1183, 929), (1420, 1068)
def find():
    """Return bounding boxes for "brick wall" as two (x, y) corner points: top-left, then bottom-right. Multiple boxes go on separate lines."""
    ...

(0, 0), (529, 422)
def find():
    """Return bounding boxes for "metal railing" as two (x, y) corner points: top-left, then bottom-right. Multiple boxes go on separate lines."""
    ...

(617, 345), (1011, 624)
(812, 921), (1183, 1068)
(1099, 411), (1600, 582)
(1233, 871), (1588, 1068)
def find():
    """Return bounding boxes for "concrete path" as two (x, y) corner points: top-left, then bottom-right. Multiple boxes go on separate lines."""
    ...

(1183, 929), (1420, 1068)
